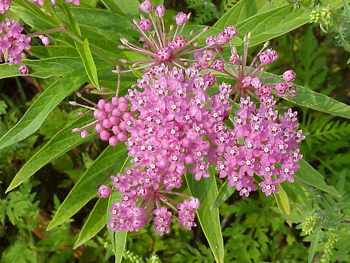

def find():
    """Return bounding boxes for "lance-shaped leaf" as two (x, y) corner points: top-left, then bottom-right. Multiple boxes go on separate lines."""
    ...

(76, 39), (100, 89)
(0, 57), (82, 80)
(6, 115), (93, 193)
(74, 198), (109, 248)
(214, 0), (285, 28)
(47, 144), (127, 230)
(0, 75), (85, 151)
(186, 170), (224, 263)
(285, 86), (350, 120)
(296, 160), (341, 198)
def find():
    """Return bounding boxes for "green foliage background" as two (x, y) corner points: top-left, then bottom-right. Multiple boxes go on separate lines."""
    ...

(1, 0), (350, 262)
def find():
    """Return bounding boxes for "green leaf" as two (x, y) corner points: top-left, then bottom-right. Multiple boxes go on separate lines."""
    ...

(74, 198), (109, 248)
(285, 85), (350, 120)
(10, 0), (59, 30)
(47, 144), (127, 230)
(215, 0), (285, 28)
(273, 184), (291, 216)
(296, 160), (341, 199)
(76, 39), (100, 89)
(0, 57), (82, 80)
(213, 181), (235, 208)
(112, 229), (127, 263)
(0, 75), (85, 151)
(60, 3), (82, 36)
(106, 0), (138, 15)
(6, 115), (93, 193)
(225, 67), (350, 120)
(186, 169), (224, 263)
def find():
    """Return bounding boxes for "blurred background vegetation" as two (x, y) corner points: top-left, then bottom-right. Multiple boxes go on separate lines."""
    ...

(1, 0), (350, 262)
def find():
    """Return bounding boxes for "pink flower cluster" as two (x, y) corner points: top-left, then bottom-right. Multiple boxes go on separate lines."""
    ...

(216, 96), (303, 197)
(84, 27), (304, 234)
(0, 19), (31, 64)
(107, 65), (232, 234)
(67, 3), (305, 236)
(0, 0), (11, 14)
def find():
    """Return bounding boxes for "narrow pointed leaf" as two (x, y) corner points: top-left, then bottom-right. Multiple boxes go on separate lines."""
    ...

(285, 86), (350, 120)
(186, 170), (224, 263)
(74, 198), (109, 248)
(0, 57), (82, 80)
(6, 115), (93, 193)
(296, 160), (341, 198)
(76, 39), (100, 89)
(47, 144), (127, 230)
(0, 75), (85, 151)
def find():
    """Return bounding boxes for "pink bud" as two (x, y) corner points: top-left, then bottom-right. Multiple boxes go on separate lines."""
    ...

(175, 12), (189, 25)
(80, 130), (88, 138)
(283, 70), (296, 82)
(205, 36), (216, 46)
(97, 99), (106, 109)
(139, 18), (152, 32)
(95, 123), (102, 133)
(155, 5), (165, 17)
(100, 130), (111, 141)
(98, 185), (111, 198)
(139, 0), (152, 13)
(39, 35), (50, 46)
(111, 96), (119, 106)
(211, 59), (225, 72)
(118, 102), (129, 112)
(117, 132), (127, 142)
(109, 136), (119, 146)
(19, 65), (29, 75)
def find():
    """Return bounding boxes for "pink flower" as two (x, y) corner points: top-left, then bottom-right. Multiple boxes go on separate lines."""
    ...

(259, 48), (278, 65)
(175, 12), (189, 25)
(283, 69), (296, 82)
(0, 0), (11, 14)
(177, 198), (199, 230)
(109, 202), (147, 232)
(139, 0), (152, 13)
(153, 207), (172, 235)
(155, 5), (165, 17)
(139, 18), (152, 32)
